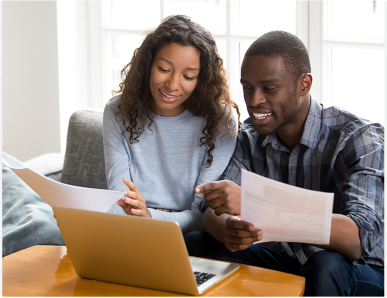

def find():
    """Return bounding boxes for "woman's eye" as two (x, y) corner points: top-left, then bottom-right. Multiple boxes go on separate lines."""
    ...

(242, 85), (252, 90)
(184, 75), (194, 81)
(159, 67), (169, 72)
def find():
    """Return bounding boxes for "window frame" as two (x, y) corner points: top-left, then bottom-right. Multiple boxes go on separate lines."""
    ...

(308, 0), (385, 108)
(90, 0), (308, 122)
(87, 0), (384, 124)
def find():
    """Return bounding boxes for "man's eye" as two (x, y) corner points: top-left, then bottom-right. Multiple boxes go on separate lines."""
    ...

(264, 87), (276, 91)
(242, 85), (252, 90)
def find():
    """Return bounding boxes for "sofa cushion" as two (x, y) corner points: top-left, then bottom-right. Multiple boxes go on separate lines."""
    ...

(61, 110), (107, 189)
(24, 152), (64, 182)
(2, 152), (65, 256)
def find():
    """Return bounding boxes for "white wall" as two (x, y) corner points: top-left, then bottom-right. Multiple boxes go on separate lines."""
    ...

(385, 2), (387, 129)
(2, 1), (61, 162)
(57, 0), (94, 154)
(2, 0), (98, 160)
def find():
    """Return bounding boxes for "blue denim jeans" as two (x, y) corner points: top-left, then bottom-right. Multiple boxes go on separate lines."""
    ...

(184, 231), (384, 296)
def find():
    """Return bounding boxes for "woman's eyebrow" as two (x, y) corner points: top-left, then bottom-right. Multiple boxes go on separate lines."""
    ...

(186, 67), (200, 72)
(159, 57), (173, 65)
(159, 58), (200, 72)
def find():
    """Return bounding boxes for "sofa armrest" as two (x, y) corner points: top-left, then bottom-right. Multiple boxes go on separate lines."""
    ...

(23, 153), (64, 182)
(61, 110), (107, 189)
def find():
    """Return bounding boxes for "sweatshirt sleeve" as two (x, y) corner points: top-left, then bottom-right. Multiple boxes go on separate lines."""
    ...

(102, 96), (131, 194)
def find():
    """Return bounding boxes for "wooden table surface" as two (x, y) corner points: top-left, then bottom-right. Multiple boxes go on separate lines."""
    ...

(3, 245), (305, 296)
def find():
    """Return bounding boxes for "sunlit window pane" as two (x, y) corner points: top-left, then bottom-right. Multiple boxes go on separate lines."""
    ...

(214, 39), (227, 68)
(109, 34), (144, 93)
(330, 47), (384, 124)
(101, 0), (298, 115)
(172, 0), (227, 32)
(237, 41), (255, 121)
(327, 0), (384, 41)
(235, 0), (297, 36)
(105, 0), (160, 30)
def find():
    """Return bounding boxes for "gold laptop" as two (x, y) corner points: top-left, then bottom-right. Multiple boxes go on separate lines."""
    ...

(53, 206), (239, 295)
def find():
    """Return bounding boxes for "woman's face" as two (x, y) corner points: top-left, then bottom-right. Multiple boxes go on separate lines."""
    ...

(149, 43), (201, 117)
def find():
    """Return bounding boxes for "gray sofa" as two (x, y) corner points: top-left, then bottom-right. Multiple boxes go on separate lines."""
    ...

(2, 110), (107, 256)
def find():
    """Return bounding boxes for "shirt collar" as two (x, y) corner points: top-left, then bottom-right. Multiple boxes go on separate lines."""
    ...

(299, 96), (322, 148)
(261, 96), (322, 149)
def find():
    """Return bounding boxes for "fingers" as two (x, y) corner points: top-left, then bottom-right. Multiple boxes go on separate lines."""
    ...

(129, 208), (147, 217)
(208, 196), (224, 210)
(119, 179), (150, 218)
(121, 178), (145, 204)
(195, 181), (225, 194)
(227, 216), (255, 231)
(122, 177), (139, 192)
(123, 197), (143, 209)
(212, 205), (233, 216)
(117, 199), (126, 207)
(195, 180), (241, 216)
(223, 216), (263, 252)
(224, 233), (259, 252)
(122, 190), (144, 202)
(117, 199), (132, 215)
(226, 242), (257, 252)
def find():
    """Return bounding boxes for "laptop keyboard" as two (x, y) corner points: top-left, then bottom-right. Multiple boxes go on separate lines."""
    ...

(194, 271), (216, 286)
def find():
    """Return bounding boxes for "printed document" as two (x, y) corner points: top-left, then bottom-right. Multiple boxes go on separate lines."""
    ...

(241, 169), (333, 245)
(3, 160), (124, 213)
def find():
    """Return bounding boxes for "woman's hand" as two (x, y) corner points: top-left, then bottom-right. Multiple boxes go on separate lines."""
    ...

(117, 177), (151, 218)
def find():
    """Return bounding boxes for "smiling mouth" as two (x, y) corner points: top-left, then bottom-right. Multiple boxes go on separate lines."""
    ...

(160, 90), (180, 99)
(252, 112), (272, 120)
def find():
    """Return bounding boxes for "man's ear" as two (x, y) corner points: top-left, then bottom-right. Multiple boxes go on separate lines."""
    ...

(299, 74), (312, 96)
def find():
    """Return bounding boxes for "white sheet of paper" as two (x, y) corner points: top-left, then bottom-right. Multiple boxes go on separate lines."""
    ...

(241, 169), (333, 245)
(5, 160), (124, 213)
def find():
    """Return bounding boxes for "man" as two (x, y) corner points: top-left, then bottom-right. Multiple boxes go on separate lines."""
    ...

(185, 31), (384, 296)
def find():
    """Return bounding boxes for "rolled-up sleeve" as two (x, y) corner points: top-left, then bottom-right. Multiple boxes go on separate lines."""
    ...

(336, 124), (384, 264)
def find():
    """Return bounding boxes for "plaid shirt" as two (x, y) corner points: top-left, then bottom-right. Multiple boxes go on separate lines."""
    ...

(214, 96), (384, 267)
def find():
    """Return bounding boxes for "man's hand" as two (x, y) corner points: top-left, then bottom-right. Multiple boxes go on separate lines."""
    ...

(195, 180), (241, 215)
(117, 177), (151, 218)
(223, 216), (263, 252)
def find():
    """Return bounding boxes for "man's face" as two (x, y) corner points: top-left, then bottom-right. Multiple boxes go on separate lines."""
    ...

(240, 55), (307, 137)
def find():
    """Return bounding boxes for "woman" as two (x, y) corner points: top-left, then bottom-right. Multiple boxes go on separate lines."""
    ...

(103, 15), (240, 234)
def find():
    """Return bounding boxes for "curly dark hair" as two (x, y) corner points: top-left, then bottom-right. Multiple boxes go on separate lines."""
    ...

(114, 15), (240, 166)
(245, 30), (311, 84)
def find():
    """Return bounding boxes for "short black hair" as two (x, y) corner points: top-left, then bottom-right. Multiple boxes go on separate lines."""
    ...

(245, 31), (311, 82)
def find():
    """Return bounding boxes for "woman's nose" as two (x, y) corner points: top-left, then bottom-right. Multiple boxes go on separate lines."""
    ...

(166, 73), (180, 91)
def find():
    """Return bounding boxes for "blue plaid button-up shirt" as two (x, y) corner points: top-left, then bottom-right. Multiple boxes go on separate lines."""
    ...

(209, 96), (384, 267)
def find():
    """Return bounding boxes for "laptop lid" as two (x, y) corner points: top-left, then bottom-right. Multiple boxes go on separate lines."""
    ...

(53, 206), (238, 295)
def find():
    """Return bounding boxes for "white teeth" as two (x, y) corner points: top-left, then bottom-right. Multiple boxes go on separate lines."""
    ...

(160, 90), (179, 99)
(253, 112), (272, 120)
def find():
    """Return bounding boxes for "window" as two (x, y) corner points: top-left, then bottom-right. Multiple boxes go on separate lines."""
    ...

(98, 0), (303, 121)
(309, 0), (385, 124)
(88, 0), (385, 124)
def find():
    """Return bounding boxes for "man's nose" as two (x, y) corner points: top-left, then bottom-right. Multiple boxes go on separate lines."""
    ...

(249, 89), (266, 107)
